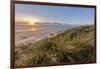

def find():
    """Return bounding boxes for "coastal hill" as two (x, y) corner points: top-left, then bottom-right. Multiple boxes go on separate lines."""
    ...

(15, 25), (95, 67)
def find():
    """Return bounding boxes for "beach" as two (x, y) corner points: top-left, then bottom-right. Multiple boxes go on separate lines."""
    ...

(15, 22), (73, 45)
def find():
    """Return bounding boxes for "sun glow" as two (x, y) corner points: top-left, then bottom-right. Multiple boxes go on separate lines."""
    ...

(27, 20), (36, 25)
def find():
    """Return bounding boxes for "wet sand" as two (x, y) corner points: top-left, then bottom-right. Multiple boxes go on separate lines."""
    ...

(15, 28), (64, 46)
(15, 23), (75, 46)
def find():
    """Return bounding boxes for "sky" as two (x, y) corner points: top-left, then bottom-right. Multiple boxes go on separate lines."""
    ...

(15, 4), (95, 25)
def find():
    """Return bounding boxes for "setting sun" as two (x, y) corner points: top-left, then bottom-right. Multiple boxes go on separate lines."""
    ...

(28, 21), (35, 25)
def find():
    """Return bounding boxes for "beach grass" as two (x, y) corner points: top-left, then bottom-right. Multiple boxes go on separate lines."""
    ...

(15, 25), (95, 67)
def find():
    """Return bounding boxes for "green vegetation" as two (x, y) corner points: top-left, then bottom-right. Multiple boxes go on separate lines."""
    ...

(15, 25), (95, 67)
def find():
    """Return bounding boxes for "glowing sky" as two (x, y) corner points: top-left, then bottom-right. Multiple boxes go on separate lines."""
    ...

(15, 4), (95, 25)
